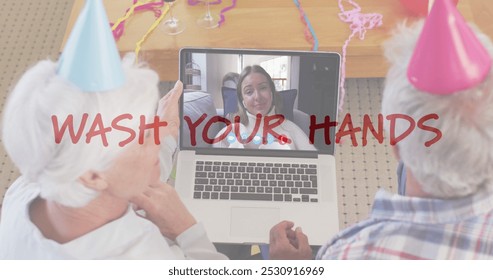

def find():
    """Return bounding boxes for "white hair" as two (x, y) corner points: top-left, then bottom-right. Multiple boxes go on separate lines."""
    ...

(2, 54), (159, 207)
(382, 20), (493, 198)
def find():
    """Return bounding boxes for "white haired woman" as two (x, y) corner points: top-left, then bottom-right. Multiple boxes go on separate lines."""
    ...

(0, 55), (227, 259)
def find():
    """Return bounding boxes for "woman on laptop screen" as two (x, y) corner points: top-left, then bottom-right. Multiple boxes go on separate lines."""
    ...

(214, 65), (316, 151)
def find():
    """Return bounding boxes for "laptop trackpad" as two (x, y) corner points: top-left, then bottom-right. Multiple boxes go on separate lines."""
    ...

(230, 207), (280, 238)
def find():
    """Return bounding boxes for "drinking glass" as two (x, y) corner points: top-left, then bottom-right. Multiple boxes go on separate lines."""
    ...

(161, 0), (185, 35)
(196, 0), (219, 29)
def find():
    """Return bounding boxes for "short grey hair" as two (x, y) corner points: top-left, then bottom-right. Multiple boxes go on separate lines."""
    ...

(382, 20), (493, 198)
(2, 54), (159, 207)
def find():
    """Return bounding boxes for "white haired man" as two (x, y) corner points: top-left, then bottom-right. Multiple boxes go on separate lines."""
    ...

(269, 0), (493, 259)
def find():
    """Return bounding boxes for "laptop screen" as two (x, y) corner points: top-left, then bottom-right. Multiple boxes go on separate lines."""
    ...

(179, 48), (340, 156)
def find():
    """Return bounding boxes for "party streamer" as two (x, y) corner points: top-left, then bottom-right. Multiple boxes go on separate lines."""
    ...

(188, 0), (235, 27)
(188, 0), (222, 6)
(135, 5), (170, 63)
(218, 0), (237, 27)
(293, 0), (319, 51)
(111, 2), (140, 40)
(337, 0), (383, 111)
(112, 0), (165, 41)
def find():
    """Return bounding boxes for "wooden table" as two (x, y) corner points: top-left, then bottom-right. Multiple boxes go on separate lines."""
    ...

(62, 0), (493, 81)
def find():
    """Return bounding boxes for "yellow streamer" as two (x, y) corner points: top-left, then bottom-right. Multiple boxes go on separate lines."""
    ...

(135, 5), (170, 63)
(111, 2), (142, 31)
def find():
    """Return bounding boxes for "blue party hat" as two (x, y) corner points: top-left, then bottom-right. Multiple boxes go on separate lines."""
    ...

(58, 0), (125, 92)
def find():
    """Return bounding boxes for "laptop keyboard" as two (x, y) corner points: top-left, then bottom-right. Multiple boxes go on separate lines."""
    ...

(193, 161), (318, 203)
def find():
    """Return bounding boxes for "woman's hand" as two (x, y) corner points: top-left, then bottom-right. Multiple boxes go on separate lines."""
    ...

(131, 182), (196, 240)
(157, 81), (183, 141)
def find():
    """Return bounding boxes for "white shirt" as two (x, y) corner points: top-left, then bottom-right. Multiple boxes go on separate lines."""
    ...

(214, 108), (316, 150)
(0, 177), (228, 260)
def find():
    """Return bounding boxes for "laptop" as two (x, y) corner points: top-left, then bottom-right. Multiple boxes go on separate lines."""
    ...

(175, 48), (340, 245)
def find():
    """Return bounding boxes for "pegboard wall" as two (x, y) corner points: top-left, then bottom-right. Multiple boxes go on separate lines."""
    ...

(0, 0), (398, 229)
(335, 78), (398, 228)
(0, 0), (75, 212)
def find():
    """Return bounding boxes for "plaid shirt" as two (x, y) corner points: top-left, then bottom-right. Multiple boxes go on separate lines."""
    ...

(317, 188), (493, 259)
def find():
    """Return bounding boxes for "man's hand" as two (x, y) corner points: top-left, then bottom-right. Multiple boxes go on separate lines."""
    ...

(157, 81), (183, 141)
(131, 182), (196, 240)
(269, 221), (312, 260)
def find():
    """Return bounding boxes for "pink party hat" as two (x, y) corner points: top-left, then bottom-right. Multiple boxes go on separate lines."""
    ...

(407, 0), (492, 95)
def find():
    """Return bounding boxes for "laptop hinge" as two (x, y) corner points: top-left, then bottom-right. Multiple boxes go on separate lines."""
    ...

(194, 149), (320, 159)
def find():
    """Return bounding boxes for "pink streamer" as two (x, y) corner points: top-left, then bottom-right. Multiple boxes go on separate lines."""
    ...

(111, 0), (165, 41)
(337, 0), (383, 112)
(188, 0), (235, 27)
(188, 0), (222, 5)
(218, 0), (237, 27)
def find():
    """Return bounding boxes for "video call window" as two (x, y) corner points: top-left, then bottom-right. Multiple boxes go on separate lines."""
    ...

(180, 49), (340, 155)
